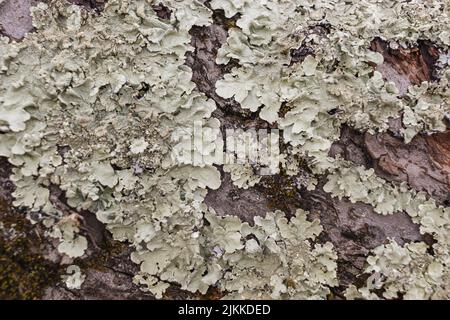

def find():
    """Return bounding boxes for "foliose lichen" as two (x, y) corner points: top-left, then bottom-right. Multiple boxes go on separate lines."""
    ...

(0, 0), (449, 299)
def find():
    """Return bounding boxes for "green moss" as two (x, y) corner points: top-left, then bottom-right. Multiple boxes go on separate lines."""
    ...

(0, 198), (62, 299)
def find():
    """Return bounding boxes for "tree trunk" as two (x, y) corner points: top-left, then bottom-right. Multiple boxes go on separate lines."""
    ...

(0, 0), (448, 300)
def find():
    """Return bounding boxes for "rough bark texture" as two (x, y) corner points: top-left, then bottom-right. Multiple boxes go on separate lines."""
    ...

(0, 0), (449, 300)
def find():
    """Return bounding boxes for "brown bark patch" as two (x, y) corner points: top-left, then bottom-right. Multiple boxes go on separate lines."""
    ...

(300, 182), (424, 288)
(204, 171), (271, 224)
(370, 38), (439, 95)
(425, 131), (450, 168)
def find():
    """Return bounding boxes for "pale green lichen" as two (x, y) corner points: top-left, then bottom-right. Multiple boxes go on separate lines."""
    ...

(62, 265), (86, 290)
(0, 0), (449, 299)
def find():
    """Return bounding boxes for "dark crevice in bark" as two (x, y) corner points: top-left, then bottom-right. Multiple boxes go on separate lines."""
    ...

(104, 265), (135, 278)
(0, 157), (14, 203)
(290, 44), (314, 65)
(49, 184), (108, 250)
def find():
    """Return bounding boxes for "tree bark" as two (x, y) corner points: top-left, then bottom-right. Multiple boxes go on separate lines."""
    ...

(0, 0), (448, 300)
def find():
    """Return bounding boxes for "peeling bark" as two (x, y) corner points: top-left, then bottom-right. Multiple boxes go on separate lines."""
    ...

(370, 38), (440, 95)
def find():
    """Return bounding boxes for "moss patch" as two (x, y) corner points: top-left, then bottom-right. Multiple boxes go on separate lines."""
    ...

(0, 197), (61, 299)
